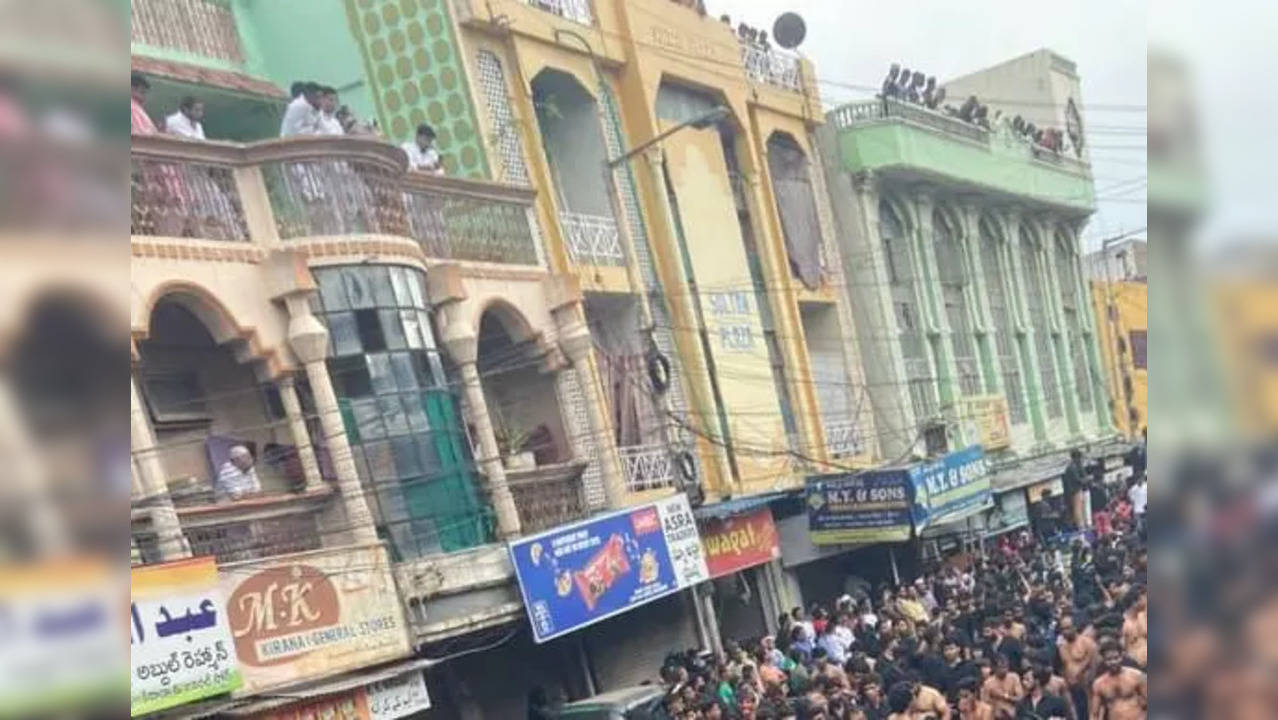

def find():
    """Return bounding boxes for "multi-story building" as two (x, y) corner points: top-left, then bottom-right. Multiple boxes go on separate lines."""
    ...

(817, 49), (1127, 546)
(129, 0), (873, 716)
(1086, 239), (1148, 437)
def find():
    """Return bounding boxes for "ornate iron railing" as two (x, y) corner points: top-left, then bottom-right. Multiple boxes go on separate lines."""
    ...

(559, 211), (625, 266)
(741, 43), (802, 92)
(131, 0), (245, 65)
(823, 419), (862, 458)
(522, 0), (592, 25)
(130, 156), (247, 241)
(405, 185), (539, 264)
(619, 444), (676, 492)
(263, 158), (409, 238)
(506, 462), (588, 534)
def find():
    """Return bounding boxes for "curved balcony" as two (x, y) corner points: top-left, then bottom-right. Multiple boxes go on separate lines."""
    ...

(130, 135), (544, 266)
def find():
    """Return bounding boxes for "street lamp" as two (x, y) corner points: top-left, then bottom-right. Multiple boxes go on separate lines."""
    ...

(607, 106), (731, 168)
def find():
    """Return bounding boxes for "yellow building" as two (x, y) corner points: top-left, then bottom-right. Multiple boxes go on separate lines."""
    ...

(1092, 279), (1148, 436)
(1211, 273), (1278, 438)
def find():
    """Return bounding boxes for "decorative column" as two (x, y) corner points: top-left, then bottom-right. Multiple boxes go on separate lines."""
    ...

(552, 298), (628, 509)
(999, 208), (1049, 443)
(277, 375), (325, 492)
(957, 203), (1003, 396)
(1035, 216), (1083, 438)
(913, 192), (962, 445)
(130, 375), (190, 560)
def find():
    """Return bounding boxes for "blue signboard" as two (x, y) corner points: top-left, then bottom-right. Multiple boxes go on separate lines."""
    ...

(509, 495), (709, 643)
(806, 468), (921, 544)
(807, 446), (990, 544)
(914, 445), (991, 529)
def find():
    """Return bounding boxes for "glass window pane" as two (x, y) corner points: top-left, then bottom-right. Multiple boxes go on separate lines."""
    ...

(408, 269), (426, 308)
(368, 266), (396, 307)
(363, 440), (396, 481)
(401, 310), (423, 350)
(326, 312), (361, 356)
(354, 309), (386, 351)
(390, 266), (413, 307)
(366, 353), (397, 395)
(417, 310), (438, 350)
(390, 352), (419, 390)
(381, 309), (408, 350)
(391, 435), (423, 477)
(381, 395), (409, 436)
(418, 436), (442, 474)
(329, 355), (372, 398)
(317, 270), (348, 311)
(351, 398), (386, 439)
(342, 267), (375, 309)
(411, 351), (444, 389)
(404, 392), (430, 432)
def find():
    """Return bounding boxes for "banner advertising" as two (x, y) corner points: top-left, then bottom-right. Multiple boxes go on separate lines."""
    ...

(250, 670), (430, 720)
(131, 557), (241, 716)
(958, 396), (1012, 451)
(510, 494), (710, 643)
(220, 544), (411, 696)
(913, 445), (992, 529)
(806, 468), (918, 545)
(699, 508), (781, 579)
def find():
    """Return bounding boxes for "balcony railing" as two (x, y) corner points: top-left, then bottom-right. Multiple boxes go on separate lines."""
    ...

(522, 0), (592, 25)
(131, 0), (246, 66)
(506, 461), (589, 534)
(824, 419), (862, 459)
(130, 135), (543, 265)
(741, 43), (802, 92)
(829, 98), (990, 144)
(619, 444), (676, 492)
(559, 211), (625, 266)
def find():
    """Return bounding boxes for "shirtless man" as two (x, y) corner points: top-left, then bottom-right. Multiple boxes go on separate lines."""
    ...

(1045, 668), (1077, 720)
(910, 680), (951, 720)
(1090, 642), (1146, 720)
(1059, 614), (1097, 720)
(956, 678), (994, 720)
(980, 656), (1024, 719)
(1121, 589), (1147, 669)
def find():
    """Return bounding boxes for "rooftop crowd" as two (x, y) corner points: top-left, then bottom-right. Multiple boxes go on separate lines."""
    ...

(649, 476), (1148, 720)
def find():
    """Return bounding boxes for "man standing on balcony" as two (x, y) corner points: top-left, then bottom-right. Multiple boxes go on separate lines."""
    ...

(402, 123), (444, 174)
(317, 86), (345, 135)
(165, 96), (205, 140)
(280, 81), (322, 137)
(131, 73), (156, 135)
(215, 445), (262, 502)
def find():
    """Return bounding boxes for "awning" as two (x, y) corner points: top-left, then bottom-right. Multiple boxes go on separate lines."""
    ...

(919, 500), (994, 538)
(161, 656), (436, 719)
(693, 490), (793, 520)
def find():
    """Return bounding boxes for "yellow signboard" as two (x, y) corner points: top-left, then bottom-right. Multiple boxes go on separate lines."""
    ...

(958, 395), (1011, 451)
(219, 544), (411, 696)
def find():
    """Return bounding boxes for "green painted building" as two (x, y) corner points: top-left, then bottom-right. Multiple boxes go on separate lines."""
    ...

(817, 50), (1124, 518)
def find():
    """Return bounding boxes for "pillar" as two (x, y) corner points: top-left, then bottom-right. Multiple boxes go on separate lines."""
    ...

(277, 375), (325, 492)
(130, 375), (190, 560)
(555, 313), (628, 509)
(282, 296), (379, 546)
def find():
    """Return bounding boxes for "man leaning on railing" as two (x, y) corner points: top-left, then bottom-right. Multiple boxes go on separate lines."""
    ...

(214, 445), (262, 503)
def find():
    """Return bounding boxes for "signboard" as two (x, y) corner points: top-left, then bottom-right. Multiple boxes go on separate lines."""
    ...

(699, 508), (781, 579)
(958, 396), (1012, 451)
(249, 670), (429, 720)
(914, 445), (992, 528)
(510, 494), (710, 643)
(806, 468), (918, 544)
(220, 544), (411, 696)
(131, 557), (241, 717)
(984, 488), (1030, 537)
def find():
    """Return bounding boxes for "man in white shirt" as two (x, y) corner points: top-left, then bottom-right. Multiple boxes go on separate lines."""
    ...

(280, 82), (322, 137)
(1127, 474), (1147, 536)
(401, 123), (444, 174)
(215, 445), (261, 502)
(316, 86), (345, 135)
(165, 96), (205, 139)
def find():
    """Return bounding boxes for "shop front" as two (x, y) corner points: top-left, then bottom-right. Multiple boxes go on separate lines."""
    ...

(697, 505), (784, 643)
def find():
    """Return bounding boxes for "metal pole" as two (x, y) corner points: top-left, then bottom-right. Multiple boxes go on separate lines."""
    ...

(577, 635), (597, 697)
(889, 546), (901, 586)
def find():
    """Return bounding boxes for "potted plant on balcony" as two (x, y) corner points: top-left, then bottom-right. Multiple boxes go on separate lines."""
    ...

(492, 405), (536, 471)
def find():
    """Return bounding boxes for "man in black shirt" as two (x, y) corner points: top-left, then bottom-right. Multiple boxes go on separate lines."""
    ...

(1061, 450), (1086, 530)
(1015, 666), (1072, 719)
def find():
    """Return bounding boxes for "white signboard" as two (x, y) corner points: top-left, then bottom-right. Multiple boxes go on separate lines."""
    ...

(367, 670), (431, 720)
(656, 494), (711, 587)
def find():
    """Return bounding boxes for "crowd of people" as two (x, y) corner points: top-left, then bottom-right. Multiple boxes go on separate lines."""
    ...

(650, 483), (1147, 719)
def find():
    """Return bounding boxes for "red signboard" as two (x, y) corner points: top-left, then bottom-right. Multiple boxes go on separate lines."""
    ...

(699, 508), (781, 579)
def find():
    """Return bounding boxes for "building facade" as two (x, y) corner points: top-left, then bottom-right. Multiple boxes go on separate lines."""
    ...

(1086, 239), (1148, 437)
(129, 0), (874, 716)
(817, 49), (1123, 543)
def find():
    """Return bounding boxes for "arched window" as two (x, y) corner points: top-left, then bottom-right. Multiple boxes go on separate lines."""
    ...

(1019, 225), (1063, 419)
(881, 200), (936, 419)
(1055, 229), (1093, 412)
(979, 218), (1026, 424)
(934, 208), (980, 395)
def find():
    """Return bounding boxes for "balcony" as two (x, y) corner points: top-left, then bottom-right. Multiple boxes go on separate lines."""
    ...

(558, 211), (625, 266)
(130, 135), (544, 265)
(619, 444), (676, 492)
(741, 43), (802, 92)
(131, 0), (245, 66)
(505, 460), (589, 534)
(827, 98), (1094, 211)
(522, 0), (593, 25)
(823, 419), (863, 459)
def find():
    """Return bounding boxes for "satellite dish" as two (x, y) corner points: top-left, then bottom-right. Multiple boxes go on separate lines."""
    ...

(772, 12), (806, 49)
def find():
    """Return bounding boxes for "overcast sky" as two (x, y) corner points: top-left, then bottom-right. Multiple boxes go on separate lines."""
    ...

(713, 0), (1147, 251)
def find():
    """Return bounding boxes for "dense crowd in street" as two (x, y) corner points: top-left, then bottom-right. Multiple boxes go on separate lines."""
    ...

(649, 478), (1148, 720)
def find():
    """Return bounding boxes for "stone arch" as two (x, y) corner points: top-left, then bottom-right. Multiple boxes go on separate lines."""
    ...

(879, 193), (914, 234)
(476, 296), (539, 347)
(137, 280), (285, 376)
